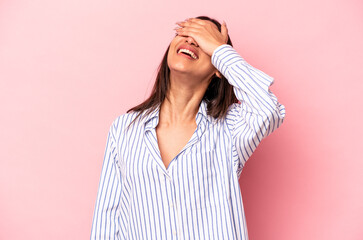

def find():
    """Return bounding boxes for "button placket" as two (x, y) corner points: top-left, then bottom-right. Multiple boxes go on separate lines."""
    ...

(166, 170), (180, 238)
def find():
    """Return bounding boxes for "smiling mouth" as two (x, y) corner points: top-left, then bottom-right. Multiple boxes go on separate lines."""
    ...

(177, 48), (198, 60)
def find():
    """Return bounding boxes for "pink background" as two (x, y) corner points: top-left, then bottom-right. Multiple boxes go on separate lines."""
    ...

(1, 0), (362, 239)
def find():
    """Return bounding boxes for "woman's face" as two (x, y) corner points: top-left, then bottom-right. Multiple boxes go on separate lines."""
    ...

(167, 34), (218, 82)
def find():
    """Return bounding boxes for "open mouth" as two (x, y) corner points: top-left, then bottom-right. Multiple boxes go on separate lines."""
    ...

(177, 48), (198, 60)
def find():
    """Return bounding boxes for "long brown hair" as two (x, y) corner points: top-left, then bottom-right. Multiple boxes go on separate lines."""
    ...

(126, 16), (237, 126)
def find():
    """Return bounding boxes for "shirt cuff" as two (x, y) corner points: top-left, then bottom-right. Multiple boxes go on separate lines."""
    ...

(211, 44), (246, 74)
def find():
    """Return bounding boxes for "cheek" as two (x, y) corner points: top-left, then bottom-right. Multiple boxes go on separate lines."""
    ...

(167, 49), (177, 68)
(167, 53), (179, 70)
(198, 59), (216, 74)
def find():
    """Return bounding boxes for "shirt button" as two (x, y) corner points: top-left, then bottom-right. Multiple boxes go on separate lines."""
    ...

(170, 203), (174, 208)
(172, 230), (177, 235)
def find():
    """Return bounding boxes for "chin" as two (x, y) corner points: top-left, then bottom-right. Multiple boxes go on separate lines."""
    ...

(171, 64), (190, 72)
(168, 59), (193, 74)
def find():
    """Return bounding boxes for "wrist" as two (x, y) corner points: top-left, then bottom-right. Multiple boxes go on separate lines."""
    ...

(209, 42), (226, 57)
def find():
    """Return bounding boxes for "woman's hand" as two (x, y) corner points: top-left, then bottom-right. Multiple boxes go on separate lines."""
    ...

(175, 18), (228, 57)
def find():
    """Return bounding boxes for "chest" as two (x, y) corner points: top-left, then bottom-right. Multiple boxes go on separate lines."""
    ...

(155, 124), (197, 169)
(120, 121), (235, 189)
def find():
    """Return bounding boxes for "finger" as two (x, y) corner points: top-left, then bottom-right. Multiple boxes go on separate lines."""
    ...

(175, 28), (202, 45)
(177, 20), (219, 39)
(175, 24), (202, 32)
(187, 18), (222, 31)
(176, 20), (204, 29)
(187, 18), (219, 32)
(185, 18), (207, 26)
(175, 27), (200, 37)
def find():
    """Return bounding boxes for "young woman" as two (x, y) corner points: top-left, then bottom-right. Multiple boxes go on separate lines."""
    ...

(91, 16), (285, 240)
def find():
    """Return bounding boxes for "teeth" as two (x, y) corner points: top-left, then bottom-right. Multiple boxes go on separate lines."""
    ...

(177, 48), (197, 59)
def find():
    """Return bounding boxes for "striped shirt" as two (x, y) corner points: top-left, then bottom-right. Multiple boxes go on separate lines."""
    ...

(91, 44), (286, 240)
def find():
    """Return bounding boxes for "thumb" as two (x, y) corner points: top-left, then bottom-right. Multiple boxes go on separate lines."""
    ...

(221, 21), (228, 43)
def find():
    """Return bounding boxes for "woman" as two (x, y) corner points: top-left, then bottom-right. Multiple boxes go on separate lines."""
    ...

(91, 16), (285, 240)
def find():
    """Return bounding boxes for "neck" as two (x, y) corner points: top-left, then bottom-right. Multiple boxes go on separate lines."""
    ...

(158, 71), (211, 126)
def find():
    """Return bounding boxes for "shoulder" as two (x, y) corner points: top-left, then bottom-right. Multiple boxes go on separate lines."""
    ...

(225, 102), (241, 121)
(108, 110), (147, 139)
(222, 102), (244, 134)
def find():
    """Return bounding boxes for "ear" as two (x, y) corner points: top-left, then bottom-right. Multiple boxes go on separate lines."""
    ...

(215, 71), (222, 78)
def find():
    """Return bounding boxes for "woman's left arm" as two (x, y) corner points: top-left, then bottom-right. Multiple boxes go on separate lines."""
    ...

(176, 18), (286, 177)
(212, 44), (286, 177)
(212, 44), (286, 137)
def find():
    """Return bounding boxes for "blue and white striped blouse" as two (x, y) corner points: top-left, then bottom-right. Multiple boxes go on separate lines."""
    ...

(91, 44), (286, 240)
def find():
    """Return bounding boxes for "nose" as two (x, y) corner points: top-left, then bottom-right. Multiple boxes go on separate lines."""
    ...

(186, 36), (198, 47)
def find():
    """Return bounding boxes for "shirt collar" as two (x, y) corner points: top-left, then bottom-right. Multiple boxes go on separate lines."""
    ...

(143, 100), (213, 132)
